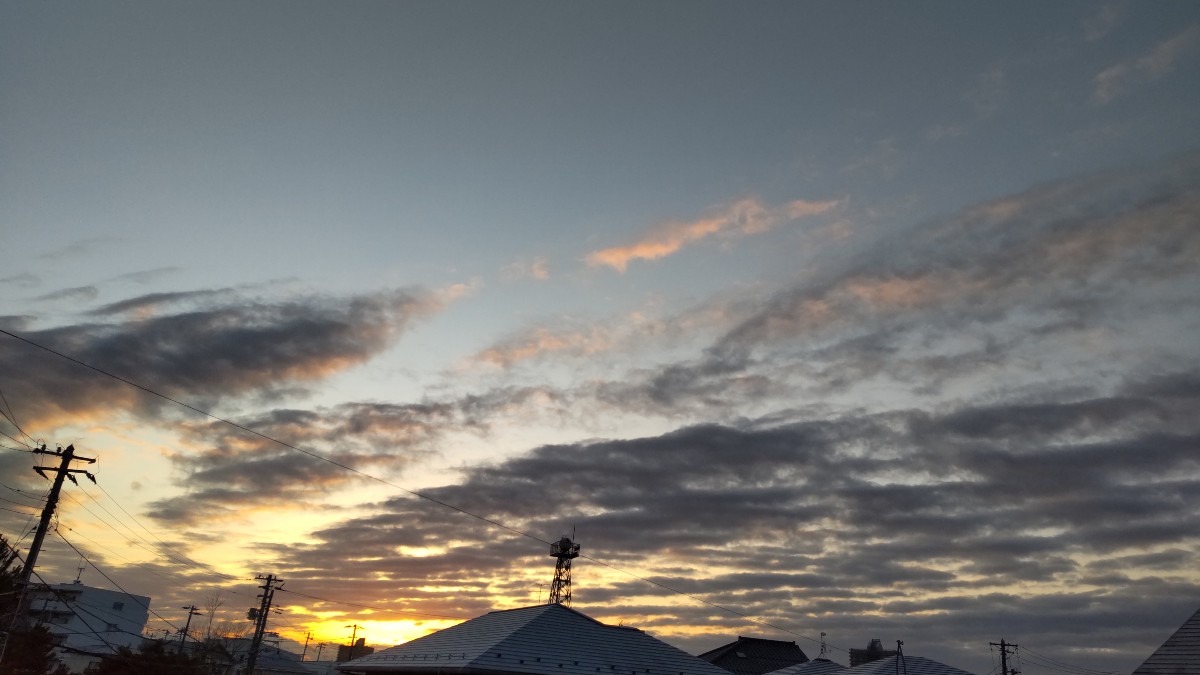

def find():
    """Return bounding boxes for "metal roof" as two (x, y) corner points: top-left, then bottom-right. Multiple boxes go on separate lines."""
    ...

(766, 658), (847, 675)
(1134, 607), (1200, 675)
(698, 636), (809, 675)
(338, 604), (734, 675)
(840, 655), (975, 675)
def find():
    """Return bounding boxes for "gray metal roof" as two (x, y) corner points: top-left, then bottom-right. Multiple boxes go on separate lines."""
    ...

(840, 655), (975, 675)
(338, 604), (734, 675)
(1133, 607), (1200, 675)
(766, 658), (847, 675)
(698, 636), (809, 675)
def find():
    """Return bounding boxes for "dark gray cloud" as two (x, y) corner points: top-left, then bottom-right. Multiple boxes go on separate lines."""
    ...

(245, 369), (1199, 673)
(0, 287), (441, 433)
(146, 401), (469, 524)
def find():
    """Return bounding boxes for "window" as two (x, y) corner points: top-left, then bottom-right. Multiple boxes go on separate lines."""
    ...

(112, 601), (124, 610)
(106, 623), (119, 632)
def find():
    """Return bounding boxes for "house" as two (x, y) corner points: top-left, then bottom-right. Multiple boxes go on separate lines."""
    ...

(336, 603), (734, 675)
(1133, 606), (1200, 675)
(698, 636), (809, 675)
(766, 658), (845, 675)
(26, 580), (150, 673)
(840, 655), (974, 675)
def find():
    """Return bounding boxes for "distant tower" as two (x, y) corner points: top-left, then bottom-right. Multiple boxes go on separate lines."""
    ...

(547, 534), (580, 606)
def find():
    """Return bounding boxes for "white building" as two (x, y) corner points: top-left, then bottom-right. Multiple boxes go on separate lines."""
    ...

(27, 580), (151, 673)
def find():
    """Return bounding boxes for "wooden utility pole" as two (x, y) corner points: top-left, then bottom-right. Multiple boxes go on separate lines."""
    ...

(22, 444), (96, 585)
(245, 574), (281, 675)
(178, 605), (202, 653)
(0, 444), (96, 666)
(301, 631), (313, 660)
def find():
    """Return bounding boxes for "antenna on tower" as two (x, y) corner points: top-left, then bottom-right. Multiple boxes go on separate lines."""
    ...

(820, 632), (828, 659)
(547, 532), (580, 606)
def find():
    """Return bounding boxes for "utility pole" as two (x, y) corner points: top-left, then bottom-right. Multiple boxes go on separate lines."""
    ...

(245, 574), (282, 675)
(345, 623), (363, 659)
(301, 631), (313, 661)
(178, 605), (202, 653)
(991, 639), (1019, 675)
(315, 643), (326, 661)
(22, 444), (96, 585)
(0, 444), (97, 665)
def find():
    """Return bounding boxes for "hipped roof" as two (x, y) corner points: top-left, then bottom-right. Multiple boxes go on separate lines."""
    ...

(338, 604), (733, 675)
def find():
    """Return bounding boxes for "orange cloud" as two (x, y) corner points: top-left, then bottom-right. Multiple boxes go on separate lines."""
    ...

(473, 326), (614, 369)
(586, 197), (839, 272)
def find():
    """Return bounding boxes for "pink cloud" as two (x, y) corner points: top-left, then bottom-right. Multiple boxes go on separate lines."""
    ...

(586, 197), (839, 272)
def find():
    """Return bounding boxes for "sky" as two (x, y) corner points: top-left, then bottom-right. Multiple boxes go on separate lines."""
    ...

(1, 1), (1199, 673)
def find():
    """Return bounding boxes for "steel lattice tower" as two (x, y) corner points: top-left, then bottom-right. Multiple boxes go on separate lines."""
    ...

(547, 535), (580, 606)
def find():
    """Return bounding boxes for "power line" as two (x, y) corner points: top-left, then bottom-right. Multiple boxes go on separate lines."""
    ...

(0, 326), (842, 653)
(0, 482), (48, 503)
(87, 482), (240, 581)
(0, 384), (36, 447)
(55, 529), (182, 634)
(1018, 646), (1117, 675)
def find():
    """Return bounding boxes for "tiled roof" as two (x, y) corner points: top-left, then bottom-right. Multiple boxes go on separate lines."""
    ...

(338, 604), (733, 675)
(767, 658), (847, 675)
(840, 655), (975, 675)
(1133, 607), (1200, 675)
(699, 637), (809, 675)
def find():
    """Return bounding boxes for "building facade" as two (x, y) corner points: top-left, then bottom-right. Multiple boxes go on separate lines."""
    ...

(27, 580), (151, 672)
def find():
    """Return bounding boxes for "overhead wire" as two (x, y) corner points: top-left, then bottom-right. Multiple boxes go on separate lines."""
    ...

(0, 482), (48, 503)
(55, 528), (182, 634)
(90, 481), (233, 580)
(1017, 646), (1117, 675)
(0, 384), (36, 446)
(4, 546), (124, 657)
(1, 326), (843, 652)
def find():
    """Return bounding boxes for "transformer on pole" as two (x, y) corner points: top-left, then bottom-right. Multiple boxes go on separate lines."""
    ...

(547, 534), (580, 606)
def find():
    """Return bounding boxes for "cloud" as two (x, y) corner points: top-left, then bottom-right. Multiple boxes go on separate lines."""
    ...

(247, 372), (1200, 672)
(107, 267), (181, 285)
(1083, 1), (1126, 42)
(1093, 25), (1200, 104)
(0, 287), (447, 432)
(0, 273), (40, 289)
(146, 401), (467, 525)
(472, 326), (614, 369)
(464, 292), (757, 371)
(31, 285), (99, 303)
(716, 153), (1200, 357)
(550, 152), (1200, 425)
(37, 236), (120, 261)
(501, 257), (551, 282)
(586, 197), (839, 272)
